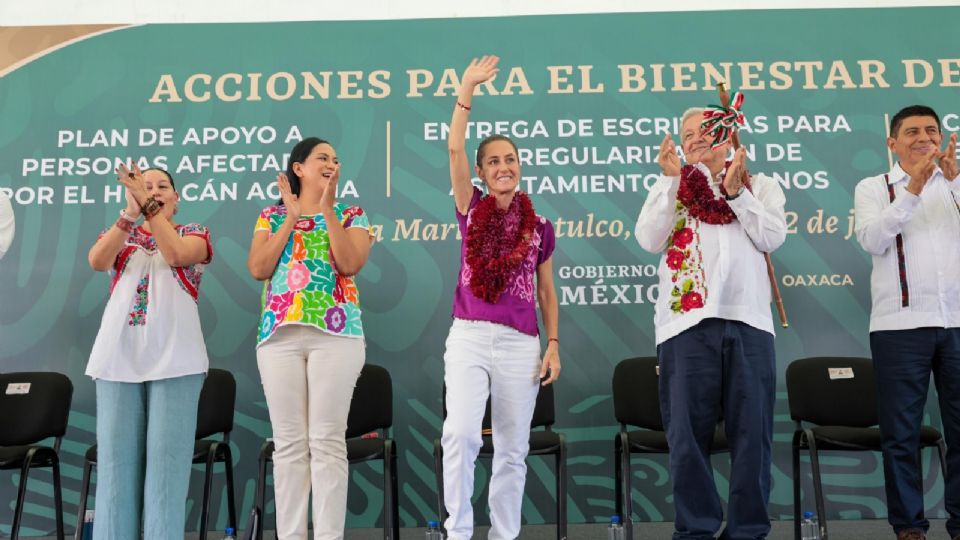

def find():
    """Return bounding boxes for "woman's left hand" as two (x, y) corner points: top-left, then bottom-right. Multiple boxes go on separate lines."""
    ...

(116, 163), (149, 206)
(539, 342), (560, 386)
(320, 164), (340, 214)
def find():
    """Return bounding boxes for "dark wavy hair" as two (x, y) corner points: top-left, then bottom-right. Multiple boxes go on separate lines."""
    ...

(890, 105), (940, 138)
(281, 137), (331, 202)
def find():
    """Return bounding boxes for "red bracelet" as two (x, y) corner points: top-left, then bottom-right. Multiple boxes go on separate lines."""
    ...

(115, 216), (134, 233)
(456, 101), (471, 111)
(548, 338), (559, 344)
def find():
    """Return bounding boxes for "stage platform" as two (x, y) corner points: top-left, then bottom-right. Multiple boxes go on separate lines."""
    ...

(32, 519), (953, 539)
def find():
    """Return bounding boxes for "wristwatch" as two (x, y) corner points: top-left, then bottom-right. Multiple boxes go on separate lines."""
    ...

(725, 185), (745, 201)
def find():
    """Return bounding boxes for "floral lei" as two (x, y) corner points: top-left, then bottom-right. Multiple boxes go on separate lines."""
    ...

(676, 163), (738, 225)
(465, 191), (537, 303)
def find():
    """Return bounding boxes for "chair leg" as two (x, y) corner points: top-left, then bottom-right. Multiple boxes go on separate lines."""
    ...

(807, 434), (828, 540)
(617, 432), (633, 540)
(53, 455), (65, 540)
(792, 438), (801, 540)
(556, 435), (567, 540)
(433, 439), (447, 531)
(199, 444), (218, 540)
(12, 448), (38, 540)
(75, 459), (93, 540)
(222, 446), (237, 531)
(614, 438), (623, 522)
(382, 440), (399, 540)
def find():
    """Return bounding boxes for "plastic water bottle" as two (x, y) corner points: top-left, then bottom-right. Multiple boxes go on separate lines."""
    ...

(607, 515), (625, 540)
(81, 510), (94, 540)
(221, 527), (237, 540)
(800, 511), (820, 540)
(425, 520), (444, 540)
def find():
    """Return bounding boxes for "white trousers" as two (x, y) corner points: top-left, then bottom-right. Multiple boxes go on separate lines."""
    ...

(257, 325), (365, 540)
(441, 319), (541, 540)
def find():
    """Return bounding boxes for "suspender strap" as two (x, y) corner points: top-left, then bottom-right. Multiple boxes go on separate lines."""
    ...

(885, 174), (909, 307)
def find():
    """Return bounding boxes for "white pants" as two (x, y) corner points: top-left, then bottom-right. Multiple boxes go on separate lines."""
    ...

(257, 325), (365, 540)
(441, 319), (541, 540)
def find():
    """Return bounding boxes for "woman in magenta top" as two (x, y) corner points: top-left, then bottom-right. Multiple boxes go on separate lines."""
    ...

(440, 55), (561, 540)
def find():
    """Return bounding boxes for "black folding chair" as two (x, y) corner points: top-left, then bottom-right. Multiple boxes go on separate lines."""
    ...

(255, 363), (398, 540)
(75, 369), (237, 540)
(432, 382), (567, 540)
(612, 356), (728, 539)
(786, 357), (947, 540)
(0, 371), (73, 540)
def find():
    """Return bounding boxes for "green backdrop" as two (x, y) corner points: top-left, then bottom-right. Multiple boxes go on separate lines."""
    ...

(2, 7), (959, 534)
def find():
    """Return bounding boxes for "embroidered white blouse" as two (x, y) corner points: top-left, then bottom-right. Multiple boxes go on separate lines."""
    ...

(635, 164), (787, 345)
(86, 224), (212, 382)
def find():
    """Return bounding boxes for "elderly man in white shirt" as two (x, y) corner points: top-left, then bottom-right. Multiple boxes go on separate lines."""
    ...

(636, 107), (787, 540)
(854, 105), (960, 540)
(0, 190), (14, 260)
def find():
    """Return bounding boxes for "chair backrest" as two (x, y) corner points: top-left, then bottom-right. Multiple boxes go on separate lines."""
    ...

(346, 364), (393, 439)
(0, 371), (74, 446)
(612, 357), (663, 431)
(786, 357), (877, 428)
(442, 381), (556, 430)
(195, 368), (236, 439)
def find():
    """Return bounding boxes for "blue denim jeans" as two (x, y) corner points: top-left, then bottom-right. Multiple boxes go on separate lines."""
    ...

(92, 373), (204, 540)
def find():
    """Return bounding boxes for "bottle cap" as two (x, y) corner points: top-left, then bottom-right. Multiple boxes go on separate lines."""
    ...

(803, 511), (814, 519)
(226, 528), (235, 535)
(611, 515), (621, 523)
(428, 520), (439, 528)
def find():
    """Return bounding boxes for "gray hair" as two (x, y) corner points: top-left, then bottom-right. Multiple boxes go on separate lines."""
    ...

(680, 107), (706, 129)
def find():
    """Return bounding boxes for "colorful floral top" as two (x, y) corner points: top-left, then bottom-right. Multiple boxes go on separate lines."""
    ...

(255, 204), (371, 346)
(86, 223), (213, 382)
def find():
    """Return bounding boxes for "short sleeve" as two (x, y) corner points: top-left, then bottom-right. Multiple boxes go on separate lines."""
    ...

(179, 223), (213, 265)
(341, 206), (370, 230)
(537, 218), (555, 266)
(255, 206), (274, 233)
(456, 188), (484, 235)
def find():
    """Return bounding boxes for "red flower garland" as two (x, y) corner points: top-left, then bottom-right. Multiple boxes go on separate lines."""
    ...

(676, 164), (738, 225)
(465, 191), (537, 303)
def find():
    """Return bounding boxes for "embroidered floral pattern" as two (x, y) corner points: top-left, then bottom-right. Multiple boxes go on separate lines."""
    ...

(667, 211), (708, 314)
(127, 276), (149, 326)
(255, 204), (370, 345)
(102, 224), (210, 301)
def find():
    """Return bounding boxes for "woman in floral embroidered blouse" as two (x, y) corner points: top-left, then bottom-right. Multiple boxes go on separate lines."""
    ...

(247, 137), (373, 540)
(86, 165), (212, 540)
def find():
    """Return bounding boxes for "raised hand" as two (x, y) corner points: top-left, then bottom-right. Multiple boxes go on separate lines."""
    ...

(462, 55), (500, 88)
(906, 146), (939, 196)
(319, 163), (340, 213)
(940, 133), (958, 181)
(657, 133), (682, 177)
(116, 162), (149, 205)
(277, 173), (301, 220)
(724, 147), (748, 196)
(124, 187), (142, 219)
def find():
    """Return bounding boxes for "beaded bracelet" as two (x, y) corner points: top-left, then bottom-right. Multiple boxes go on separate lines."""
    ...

(456, 101), (471, 111)
(141, 198), (162, 219)
(115, 216), (134, 233)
